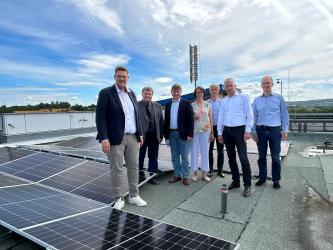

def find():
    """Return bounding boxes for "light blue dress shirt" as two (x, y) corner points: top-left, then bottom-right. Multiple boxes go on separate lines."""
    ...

(170, 98), (180, 129)
(252, 92), (289, 132)
(209, 98), (222, 126)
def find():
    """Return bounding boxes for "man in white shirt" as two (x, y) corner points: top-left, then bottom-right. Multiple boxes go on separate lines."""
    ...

(208, 84), (225, 178)
(218, 78), (254, 197)
(96, 66), (147, 209)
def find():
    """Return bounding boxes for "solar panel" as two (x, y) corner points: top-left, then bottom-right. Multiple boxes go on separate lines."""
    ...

(41, 161), (155, 204)
(55, 136), (95, 148)
(0, 184), (104, 229)
(24, 207), (238, 250)
(22, 144), (108, 162)
(0, 152), (85, 182)
(0, 184), (59, 206)
(0, 173), (29, 187)
(0, 147), (36, 165)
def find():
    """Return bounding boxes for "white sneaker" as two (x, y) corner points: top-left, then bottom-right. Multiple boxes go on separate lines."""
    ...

(192, 171), (198, 182)
(113, 198), (125, 210)
(202, 175), (211, 182)
(129, 195), (147, 207)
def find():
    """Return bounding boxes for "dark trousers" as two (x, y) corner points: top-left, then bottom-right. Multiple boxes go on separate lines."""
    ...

(223, 125), (252, 187)
(209, 126), (224, 174)
(256, 126), (281, 182)
(139, 132), (159, 181)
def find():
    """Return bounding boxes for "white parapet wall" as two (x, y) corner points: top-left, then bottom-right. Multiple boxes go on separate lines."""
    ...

(0, 112), (96, 143)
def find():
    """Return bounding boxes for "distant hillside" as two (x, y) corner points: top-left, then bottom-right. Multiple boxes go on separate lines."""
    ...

(286, 98), (333, 107)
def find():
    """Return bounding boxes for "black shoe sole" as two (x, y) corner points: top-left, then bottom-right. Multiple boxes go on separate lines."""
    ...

(255, 181), (266, 186)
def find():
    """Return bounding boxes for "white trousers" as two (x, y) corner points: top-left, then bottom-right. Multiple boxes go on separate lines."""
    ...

(190, 132), (210, 172)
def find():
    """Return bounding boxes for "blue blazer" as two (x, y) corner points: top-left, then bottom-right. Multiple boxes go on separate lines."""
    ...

(96, 84), (142, 145)
(164, 99), (194, 140)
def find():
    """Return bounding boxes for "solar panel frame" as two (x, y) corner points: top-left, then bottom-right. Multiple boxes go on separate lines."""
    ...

(23, 207), (239, 250)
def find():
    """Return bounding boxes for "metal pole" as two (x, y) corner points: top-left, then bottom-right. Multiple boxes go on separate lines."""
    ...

(220, 184), (228, 217)
(281, 80), (283, 96)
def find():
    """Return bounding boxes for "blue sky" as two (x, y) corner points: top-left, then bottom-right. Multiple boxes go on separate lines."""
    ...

(0, 0), (332, 106)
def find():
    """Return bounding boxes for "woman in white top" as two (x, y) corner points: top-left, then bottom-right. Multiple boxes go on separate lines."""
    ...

(191, 86), (214, 182)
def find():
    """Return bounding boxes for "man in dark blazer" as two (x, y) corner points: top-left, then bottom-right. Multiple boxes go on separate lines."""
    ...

(164, 84), (194, 185)
(138, 86), (164, 184)
(96, 66), (147, 210)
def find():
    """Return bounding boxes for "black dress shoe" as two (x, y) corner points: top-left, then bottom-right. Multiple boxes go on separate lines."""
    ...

(207, 172), (213, 177)
(243, 186), (251, 197)
(148, 179), (158, 185)
(228, 181), (240, 190)
(255, 179), (266, 186)
(218, 172), (225, 178)
(273, 182), (281, 189)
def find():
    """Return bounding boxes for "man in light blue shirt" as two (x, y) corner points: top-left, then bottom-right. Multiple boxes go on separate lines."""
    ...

(252, 75), (289, 189)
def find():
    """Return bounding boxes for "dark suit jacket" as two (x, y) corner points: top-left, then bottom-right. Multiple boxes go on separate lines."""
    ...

(137, 100), (164, 143)
(96, 84), (142, 145)
(164, 99), (194, 140)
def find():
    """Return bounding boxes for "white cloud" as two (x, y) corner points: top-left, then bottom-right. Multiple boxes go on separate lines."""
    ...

(79, 53), (130, 73)
(153, 77), (173, 83)
(71, 0), (124, 35)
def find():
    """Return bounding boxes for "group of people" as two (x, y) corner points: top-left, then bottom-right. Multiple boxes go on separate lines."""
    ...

(96, 66), (289, 210)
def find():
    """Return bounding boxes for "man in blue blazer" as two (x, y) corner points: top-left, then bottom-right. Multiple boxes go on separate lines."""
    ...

(96, 66), (147, 210)
(164, 84), (194, 185)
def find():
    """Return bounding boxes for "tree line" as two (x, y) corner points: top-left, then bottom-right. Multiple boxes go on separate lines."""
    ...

(0, 101), (96, 113)
(1, 102), (332, 114)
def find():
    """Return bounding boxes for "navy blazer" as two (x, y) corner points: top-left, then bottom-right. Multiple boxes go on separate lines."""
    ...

(164, 99), (194, 140)
(96, 84), (142, 145)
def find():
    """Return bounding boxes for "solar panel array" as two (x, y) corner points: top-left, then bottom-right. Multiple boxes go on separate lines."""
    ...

(0, 146), (238, 249)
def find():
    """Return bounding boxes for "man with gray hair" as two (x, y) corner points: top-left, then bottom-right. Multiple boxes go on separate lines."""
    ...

(137, 86), (164, 185)
(208, 83), (225, 178)
(217, 78), (254, 197)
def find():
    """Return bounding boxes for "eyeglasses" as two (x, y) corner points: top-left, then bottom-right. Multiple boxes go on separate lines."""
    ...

(195, 91), (203, 94)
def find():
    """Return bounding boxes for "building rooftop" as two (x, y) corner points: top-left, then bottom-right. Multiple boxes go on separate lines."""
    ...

(0, 132), (332, 249)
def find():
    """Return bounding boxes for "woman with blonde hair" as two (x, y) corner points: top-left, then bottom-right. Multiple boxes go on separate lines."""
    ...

(191, 86), (214, 182)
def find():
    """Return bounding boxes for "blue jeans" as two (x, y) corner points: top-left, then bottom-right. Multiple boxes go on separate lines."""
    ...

(256, 126), (281, 182)
(169, 131), (190, 178)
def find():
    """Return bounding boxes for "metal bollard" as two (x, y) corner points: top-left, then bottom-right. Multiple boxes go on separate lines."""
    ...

(220, 184), (228, 217)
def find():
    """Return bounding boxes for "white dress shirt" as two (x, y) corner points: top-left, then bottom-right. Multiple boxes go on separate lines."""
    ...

(115, 84), (137, 134)
(217, 92), (254, 135)
(170, 98), (180, 129)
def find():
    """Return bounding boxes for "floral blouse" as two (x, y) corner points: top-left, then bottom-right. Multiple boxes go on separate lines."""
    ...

(192, 101), (211, 133)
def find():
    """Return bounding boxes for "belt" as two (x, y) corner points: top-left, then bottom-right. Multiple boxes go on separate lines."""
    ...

(170, 129), (178, 131)
(256, 125), (281, 130)
(124, 133), (135, 135)
(224, 125), (245, 130)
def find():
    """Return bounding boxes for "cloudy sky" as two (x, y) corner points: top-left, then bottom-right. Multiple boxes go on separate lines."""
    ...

(0, 0), (332, 106)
